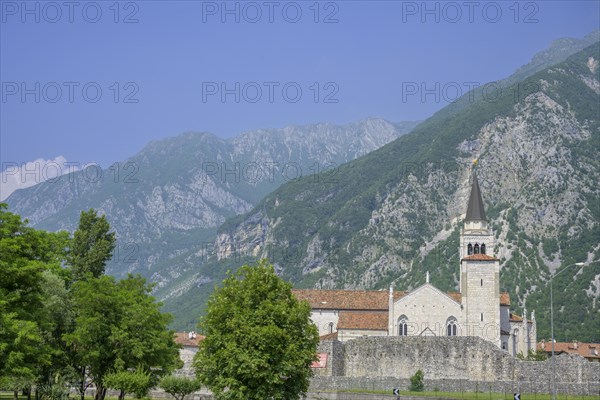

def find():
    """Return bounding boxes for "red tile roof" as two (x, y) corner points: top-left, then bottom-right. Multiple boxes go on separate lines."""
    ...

(509, 313), (533, 323)
(538, 341), (600, 360)
(500, 292), (511, 306)
(319, 331), (338, 341)
(174, 332), (204, 347)
(447, 292), (462, 303)
(461, 254), (498, 261)
(509, 313), (523, 322)
(393, 292), (405, 301)
(337, 311), (389, 331)
(292, 289), (401, 311)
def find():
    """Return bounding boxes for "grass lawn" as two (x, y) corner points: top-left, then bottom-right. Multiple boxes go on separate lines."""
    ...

(3, 390), (598, 400)
(336, 389), (599, 400)
(0, 394), (122, 400)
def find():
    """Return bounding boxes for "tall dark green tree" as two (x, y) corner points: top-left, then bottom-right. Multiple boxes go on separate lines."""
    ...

(67, 209), (115, 281)
(193, 259), (319, 400)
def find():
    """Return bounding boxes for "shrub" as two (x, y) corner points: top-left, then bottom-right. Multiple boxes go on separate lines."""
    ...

(409, 369), (424, 392)
(104, 369), (152, 400)
(159, 376), (202, 400)
(38, 384), (70, 400)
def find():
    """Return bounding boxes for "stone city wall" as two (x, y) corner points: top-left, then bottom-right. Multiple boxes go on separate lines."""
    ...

(312, 336), (600, 395)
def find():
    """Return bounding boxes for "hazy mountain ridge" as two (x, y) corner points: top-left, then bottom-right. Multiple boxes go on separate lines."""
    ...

(6, 118), (419, 281)
(170, 43), (600, 339)
(428, 30), (600, 123)
(509, 30), (600, 83)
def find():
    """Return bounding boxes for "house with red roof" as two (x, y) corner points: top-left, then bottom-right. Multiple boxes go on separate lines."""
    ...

(538, 340), (600, 362)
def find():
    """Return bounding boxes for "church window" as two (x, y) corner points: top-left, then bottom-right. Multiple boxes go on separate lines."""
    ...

(502, 342), (507, 350)
(398, 315), (408, 336)
(474, 244), (480, 254)
(328, 322), (334, 334)
(481, 313), (484, 322)
(467, 243), (473, 255)
(481, 244), (486, 254)
(446, 317), (457, 336)
(481, 279), (483, 287)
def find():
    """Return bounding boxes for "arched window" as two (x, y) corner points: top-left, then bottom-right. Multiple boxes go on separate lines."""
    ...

(467, 243), (473, 255)
(328, 322), (334, 334)
(474, 243), (480, 254)
(398, 315), (408, 336)
(446, 317), (457, 336)
(481, 244), (486, 254)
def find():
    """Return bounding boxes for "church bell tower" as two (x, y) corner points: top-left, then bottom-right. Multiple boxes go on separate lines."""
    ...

(459, 171), (501, 346)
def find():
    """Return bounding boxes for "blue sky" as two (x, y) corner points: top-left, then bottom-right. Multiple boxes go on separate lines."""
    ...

(1, 0), (599, 168)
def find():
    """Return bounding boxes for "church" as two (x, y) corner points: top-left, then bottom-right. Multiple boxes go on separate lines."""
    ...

(293, 173), (537, 357)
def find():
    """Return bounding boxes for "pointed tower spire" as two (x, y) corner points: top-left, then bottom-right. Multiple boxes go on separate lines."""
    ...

(465, 173), (486, 222)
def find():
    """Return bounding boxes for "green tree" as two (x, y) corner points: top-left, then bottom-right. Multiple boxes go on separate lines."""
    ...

(0, 301), (45, 397)
(67, 209), (115, 281)
(193, 259), (319, 400)
(64, 275), (181, 400)
(409, 370), (425, 392)
(104, 369), (152, 400)
(37, 270), (78, 387)
(0, 204), (70, 396)
(159, 376), (202, 400)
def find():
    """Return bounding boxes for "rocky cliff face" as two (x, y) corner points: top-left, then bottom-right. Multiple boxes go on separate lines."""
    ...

(181, 44), (600, 340)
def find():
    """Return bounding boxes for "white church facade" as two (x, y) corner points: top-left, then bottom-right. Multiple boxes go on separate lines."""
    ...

(293, 174), (537, 357)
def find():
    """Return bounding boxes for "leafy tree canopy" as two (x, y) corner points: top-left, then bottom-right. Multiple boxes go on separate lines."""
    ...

(1, 205), (180, 400)
(64, 274), (181, 400)
(0, 204), (70, 384)
(193, 259), (319, 400)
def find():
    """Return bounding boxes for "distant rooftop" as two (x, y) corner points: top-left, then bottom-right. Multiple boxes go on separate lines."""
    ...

(174, 332), (204, 347)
